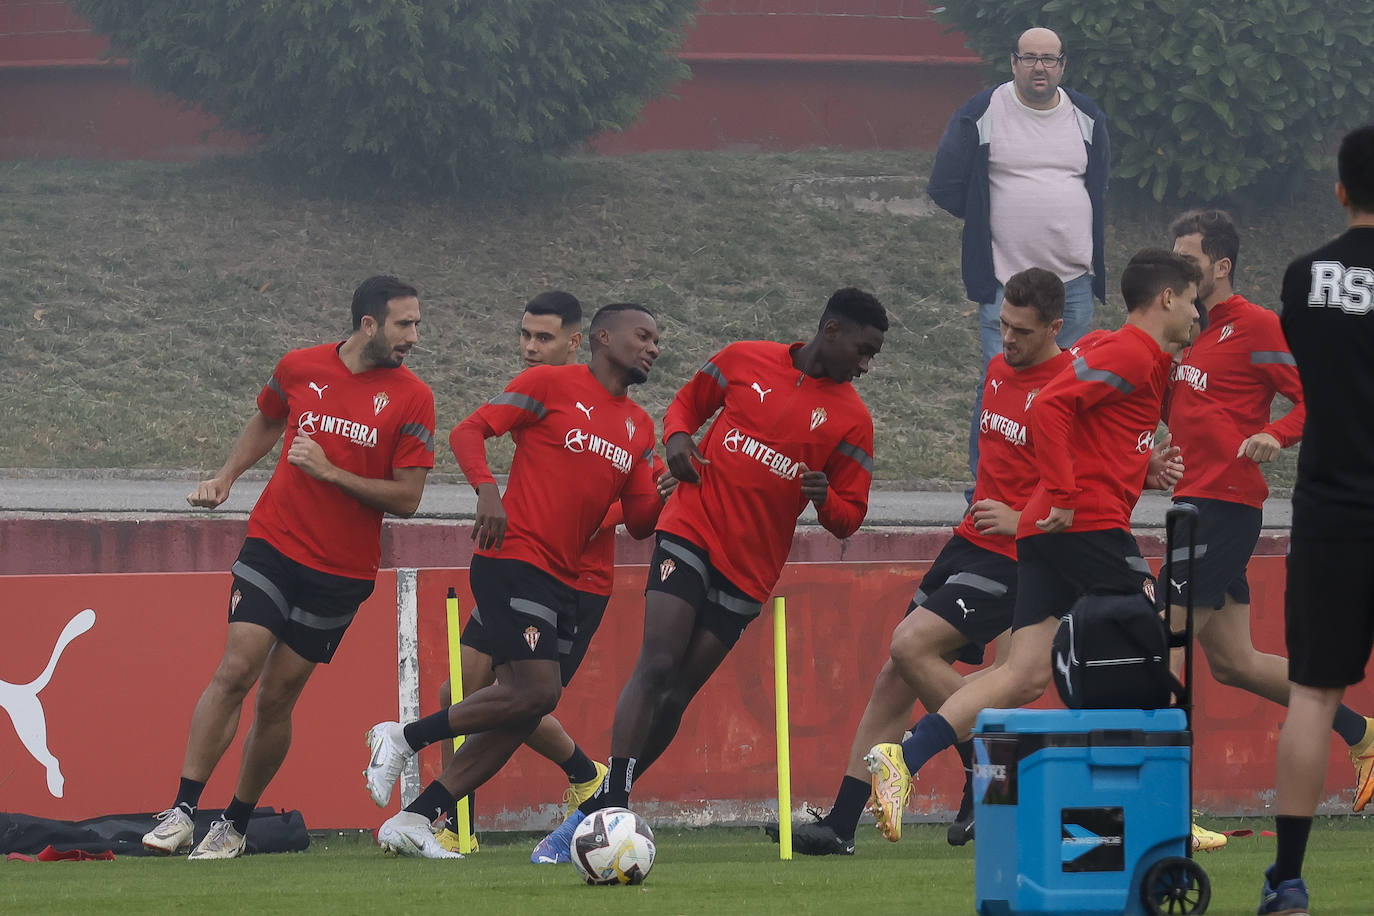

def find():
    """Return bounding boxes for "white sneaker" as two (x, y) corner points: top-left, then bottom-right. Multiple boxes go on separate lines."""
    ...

(142, 806), (195, 855)
(364, 721), (414, 807)
(187, 819), (246, 860)
(377, 811), (463, 859)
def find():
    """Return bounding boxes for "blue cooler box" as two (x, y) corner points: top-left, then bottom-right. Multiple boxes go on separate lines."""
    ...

(973, 707), (1190, 916)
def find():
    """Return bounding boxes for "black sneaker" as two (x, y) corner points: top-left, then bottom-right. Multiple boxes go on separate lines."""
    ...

(946, 813), (974, 846)
(793, 821), (855, 856)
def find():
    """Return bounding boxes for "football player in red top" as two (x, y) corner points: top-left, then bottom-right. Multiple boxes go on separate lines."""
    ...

(141, 276), (435, 860)
(429, 292), (672, 851)
(866, 251), (1199, 827)
(531, 287), (887, 863)
(367, 304), (665, 858)
(1164, 210), (1373, 822)
(781, 269), (1073, 855)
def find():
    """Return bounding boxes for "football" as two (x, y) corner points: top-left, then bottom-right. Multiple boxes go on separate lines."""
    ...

(570, 807), (656, 885)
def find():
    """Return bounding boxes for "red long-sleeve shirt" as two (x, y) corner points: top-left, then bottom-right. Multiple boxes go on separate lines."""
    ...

(1018, 324), (1173, 536)
(957, 349), (1074, 558)
(451, 364), (660, 589)
(1164, 294), (1304, 507)
(656, 341), (874, 601)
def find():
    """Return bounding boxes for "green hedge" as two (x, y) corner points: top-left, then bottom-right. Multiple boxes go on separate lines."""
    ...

(74, 0), (696, 189)
(936, 0), (1374, 200)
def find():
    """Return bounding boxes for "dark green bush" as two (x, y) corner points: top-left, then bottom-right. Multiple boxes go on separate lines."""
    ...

(74, 0), (695, 189)
(936, 0), (1374, 200)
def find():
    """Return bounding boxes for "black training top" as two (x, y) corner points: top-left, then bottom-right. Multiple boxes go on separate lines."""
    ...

(1281, 226), (1374, 537)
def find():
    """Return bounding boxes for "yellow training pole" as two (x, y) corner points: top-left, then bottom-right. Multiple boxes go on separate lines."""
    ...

(773, 595), (793, 860)
(446, 587), (473, 855)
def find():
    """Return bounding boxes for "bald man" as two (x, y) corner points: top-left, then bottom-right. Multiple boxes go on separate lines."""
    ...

(927, 26), (1110, 499)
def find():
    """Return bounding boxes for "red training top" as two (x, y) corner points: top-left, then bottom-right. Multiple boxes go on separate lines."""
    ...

(249, 342), (436, 579)
(451, 363), (660, 588)
(1164, 294), (1304, 507)
(1018, 324), (1173, 536)
(657, 340), (874, 601)
(577, 452), (667, 597)
(958, 349), (1074, 558)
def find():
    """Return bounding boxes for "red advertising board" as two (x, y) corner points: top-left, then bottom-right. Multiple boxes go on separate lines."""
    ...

(3, 557), (1370, 831)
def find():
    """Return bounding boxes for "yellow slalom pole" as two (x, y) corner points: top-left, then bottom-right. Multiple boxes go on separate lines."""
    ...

(773, 595), (792, 861)
(446, 587), (473, 855)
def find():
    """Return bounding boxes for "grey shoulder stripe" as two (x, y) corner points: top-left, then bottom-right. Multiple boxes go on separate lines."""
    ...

(700, 360), (728, 390)
(1251, 350), (1296, 366)
(946, 571), (1010, 597)
(641, 447), (654, 462)
(399, 422), (435, 452)
(1073, 357), (1135, 394)
(835, 440), (874, 473)
(266, 375), (286, 402)
(488, 392), (548, 419)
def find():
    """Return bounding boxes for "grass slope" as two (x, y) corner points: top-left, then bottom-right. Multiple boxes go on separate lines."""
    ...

(4, 821), (1373, 915)
(0, 153), (1343, 484)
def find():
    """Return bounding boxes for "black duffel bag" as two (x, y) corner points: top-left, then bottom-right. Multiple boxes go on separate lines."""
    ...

(1052, 589), (1180, 710)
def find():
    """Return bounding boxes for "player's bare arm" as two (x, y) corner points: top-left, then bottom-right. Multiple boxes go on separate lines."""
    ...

(1146, 431), (1185, 490)
(1236, 431), (1281, 463)
(187, 410), (287, 508)
(471, 481), (507, 550)
(1035, 505), (1074, 533)
(664, 431), (708, 484)
(970, 498), (1020, 536)
(797, 462), (829, 506)
(286, 437), (428, 517)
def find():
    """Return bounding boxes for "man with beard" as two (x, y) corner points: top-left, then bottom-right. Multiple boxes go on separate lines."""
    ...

(363, 303), (665, 858)
(142, 276), (435, 859)
(532, 287), (887, 864)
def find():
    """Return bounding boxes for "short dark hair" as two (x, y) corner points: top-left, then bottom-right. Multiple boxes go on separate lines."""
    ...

(589, 302), (654, 336)
(1339, 124), (1374, 213)
(351, 275), (418, 330)
(1002, 267), (1065, 324)
(821, 287), (888, 332)
(524, 290), (582, 328)
(1120, 249), (1202, 312)
(1170, 209), (1240, 280)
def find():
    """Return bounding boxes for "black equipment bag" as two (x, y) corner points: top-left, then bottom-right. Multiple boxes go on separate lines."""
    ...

(1052, 504), (1198, 710)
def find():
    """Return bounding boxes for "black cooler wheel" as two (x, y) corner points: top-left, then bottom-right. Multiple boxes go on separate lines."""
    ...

(1142, 855), (1211, 914)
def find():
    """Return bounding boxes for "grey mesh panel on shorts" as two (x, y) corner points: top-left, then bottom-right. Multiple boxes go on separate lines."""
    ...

(706, 587), (762, 618)
(232, 560), (357, 630)
(659, 537), (710, 582)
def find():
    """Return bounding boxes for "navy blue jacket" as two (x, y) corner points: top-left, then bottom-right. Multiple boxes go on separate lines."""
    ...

(927, 85), (1110, 306)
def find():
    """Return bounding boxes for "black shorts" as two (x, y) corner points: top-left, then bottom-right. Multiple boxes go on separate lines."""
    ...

(1013, 529), (1155, 629)
(466, 554), (581, 684)
(909, 534), (1017, 666)
(1166, 497), (1261, 610)
(228, 537), (375, 664)
(460, 588), (607, 687)
(1285, 536), (1374, 688)
(645, 533), (762, 649)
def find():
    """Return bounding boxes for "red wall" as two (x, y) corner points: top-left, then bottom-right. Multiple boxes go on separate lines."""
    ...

(3, 529), (1368, 831)
(0, 0), (982, 160)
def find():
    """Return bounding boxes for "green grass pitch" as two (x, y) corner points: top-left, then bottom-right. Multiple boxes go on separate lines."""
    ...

(4, 819), (1373, 915)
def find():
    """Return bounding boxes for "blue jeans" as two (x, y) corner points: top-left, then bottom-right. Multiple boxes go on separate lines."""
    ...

(966, 273), (1094, 490)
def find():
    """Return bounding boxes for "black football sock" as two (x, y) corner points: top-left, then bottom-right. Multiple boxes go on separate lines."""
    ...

(405, 781), (457, 825)
(820, 775), (871, 840)
(174, 777), (205, 817)
(954, 740), (976, 819)
(223, 796), (254, 837)
(581, 756), (634, 813)
(1333, 704), (1368, 746)
(560, 745), (599, 784)
(1271, 815), (1312, 884)
(402, 712), (453, 751)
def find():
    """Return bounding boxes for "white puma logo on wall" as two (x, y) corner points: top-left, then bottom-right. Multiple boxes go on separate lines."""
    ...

(0, 608), (96, 798)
